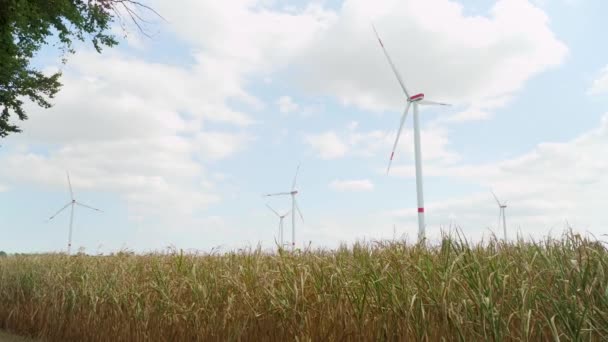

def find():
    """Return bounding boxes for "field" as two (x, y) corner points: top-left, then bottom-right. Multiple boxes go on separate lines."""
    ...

(1, 233), (607, 341)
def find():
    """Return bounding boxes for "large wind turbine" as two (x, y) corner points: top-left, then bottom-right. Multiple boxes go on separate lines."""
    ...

(491, 191), (508, 241)
(264, 165), (304, 251)
(266, 204), (291, 248)
(373, 24), (450, 243)
(48, 171), (102, 255)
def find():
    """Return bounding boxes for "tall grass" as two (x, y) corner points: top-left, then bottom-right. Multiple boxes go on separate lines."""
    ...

(1, 232), (607, 341)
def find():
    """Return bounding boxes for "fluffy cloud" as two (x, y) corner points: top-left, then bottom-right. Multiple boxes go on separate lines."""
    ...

(305, 121), (459, 163)
(152, 0), (336, 76)
(388, 113), (608, 240)
(305, 131), (349, 159)
(294, 0), (567, 120)
(589, 65), (608, 95)
(276, 96), (300, 114)
(329, 179), (374, 192)
(0, 47), (257, 227)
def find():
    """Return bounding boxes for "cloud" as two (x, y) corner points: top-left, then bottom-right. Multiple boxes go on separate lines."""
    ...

(276, 96), (300, 114)
(305, 131), (349, 159)
(388, 113), (608, 240)
(0, 47), (259, 227)
(194, 131), (253, 160)
(294, 0), (567, 119)
(152, 0), (336, 77)
(329, 179), (374, 192)
(589, 65), (608, 95)
(305, 121), (459, 163)
(0, 137), (220, 222)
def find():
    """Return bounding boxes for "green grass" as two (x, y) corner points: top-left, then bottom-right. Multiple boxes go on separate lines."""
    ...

(1, 232), (607, 341)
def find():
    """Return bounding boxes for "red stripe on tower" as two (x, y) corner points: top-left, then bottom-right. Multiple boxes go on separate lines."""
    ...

(418, 208), (424, 213)
(390, 152), (395, 160)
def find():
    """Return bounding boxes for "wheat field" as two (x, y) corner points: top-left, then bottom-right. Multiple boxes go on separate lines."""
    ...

(1, 233), (607, 341)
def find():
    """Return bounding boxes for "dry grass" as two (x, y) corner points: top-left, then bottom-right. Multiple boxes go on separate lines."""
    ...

(1, 232), (607, 341)
(0, 330), (36, 342)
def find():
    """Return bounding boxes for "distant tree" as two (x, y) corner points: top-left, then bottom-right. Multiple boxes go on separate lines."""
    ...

(0, 0), (159, 138)
(0, 251), (7, 257)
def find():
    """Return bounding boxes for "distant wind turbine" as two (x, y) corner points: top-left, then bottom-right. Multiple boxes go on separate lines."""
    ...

(491, 190), (508, 241)
(48, 171), (102, 255)
(266, 203), (291, 248)
(373, 24), (451, 242)
(264, 165), (304, 251)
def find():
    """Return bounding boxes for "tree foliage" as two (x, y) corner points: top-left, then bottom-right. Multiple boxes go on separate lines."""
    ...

(0, 0), (155, 138)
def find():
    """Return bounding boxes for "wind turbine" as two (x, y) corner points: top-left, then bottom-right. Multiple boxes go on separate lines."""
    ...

(264, 165), (304, 251)
(491, 191), (508, 241)
(372, 24), (450, 243)
(266, 204), (291, 248)
(48, 171), (102, 255)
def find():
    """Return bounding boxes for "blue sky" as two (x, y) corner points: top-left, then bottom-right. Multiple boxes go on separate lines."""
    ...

(1, 0), (607, 253)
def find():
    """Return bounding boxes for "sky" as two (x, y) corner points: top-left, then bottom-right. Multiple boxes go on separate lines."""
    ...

(1, 0), (607, 253)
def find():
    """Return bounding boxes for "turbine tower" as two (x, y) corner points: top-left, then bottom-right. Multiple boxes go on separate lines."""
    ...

(491, 191), (508, 241)
(48, 171), (102, 255)
(264, 165), (304, 251)
(266, 204), (291, 248)
(373, 25), (450, 242)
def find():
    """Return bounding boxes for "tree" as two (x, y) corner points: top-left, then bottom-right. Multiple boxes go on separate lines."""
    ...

(0, 0), (157, 138)
(0, 251), (7, 257)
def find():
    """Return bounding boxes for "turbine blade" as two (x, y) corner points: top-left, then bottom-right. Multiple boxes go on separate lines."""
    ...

(292, 164), (301, 190)
(294, 199), (304, 223)
(75, 202), (102, 212)
(66, 171), (74, 201)
(491, 190), (501, 207)
(419, 99), (451, 106)
(387, 102), (411, 174)
(264, 192), (291, 197)
(48, 202), (72, 221)
(265, 203), (281, 217)
(372, 24), (411, 98)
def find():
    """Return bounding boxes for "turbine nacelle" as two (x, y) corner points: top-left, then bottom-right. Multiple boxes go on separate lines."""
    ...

(408, 93), (424, 102)
(291, 190), (298, 195)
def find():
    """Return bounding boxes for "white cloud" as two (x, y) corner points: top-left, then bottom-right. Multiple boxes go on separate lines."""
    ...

(277, 96), (299, 114)
(294, 0), (567, 119)
(388, 113), (608, 240)
(0, 47), (258, 227)
(305, 131), (349, 159)
(152, 0), (336, 77)
(329, 179), (374, 192)
(194, 131), (253, 160)
(306, 121), (460, 163)
(589, 65), (608, 95)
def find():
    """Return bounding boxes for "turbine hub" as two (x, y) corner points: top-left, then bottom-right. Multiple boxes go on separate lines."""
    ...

(408, 93), (424, 102)
(291, 190), (298, 195)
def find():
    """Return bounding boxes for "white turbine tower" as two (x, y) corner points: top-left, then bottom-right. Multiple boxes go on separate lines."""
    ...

(264, 165), (304, 251)
(266, 204), (291, 248)
(491, 191), (508, 241)
(48, 171), (102, 255)
(373, 25), (450, 243)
